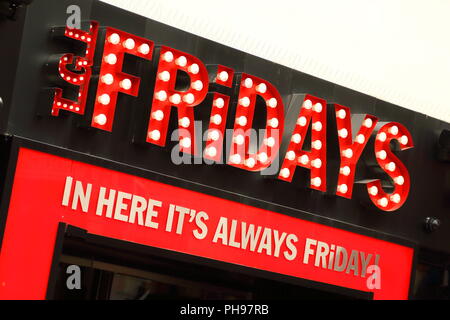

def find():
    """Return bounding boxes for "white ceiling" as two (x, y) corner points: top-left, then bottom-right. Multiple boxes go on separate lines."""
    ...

(101, 0), (450, 123)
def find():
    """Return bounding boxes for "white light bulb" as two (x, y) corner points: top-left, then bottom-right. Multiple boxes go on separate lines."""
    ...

(243, 78), (253, 88)
(394, 176), (405, 185)
(175, 56), (187, 67)
(338, 184), (348, 194)
(369, 186), (378, 196)
(212, 114), (222, 125)
(192, 80), (203, 91)
(312, 177), (322, 187)
(378, 132), (387, 142)
(364, 118), (373, 128)
(102, 74), (114, 85)
(98, 94), (111, 105)
(303, 99), (312, 109)
(376, 150), (387, 160)
(280, 168), (290, 178)
(208, 130), (220, 141)
(291, 133), (301, 144)
(297, 116), (307, 127)
(181, 137), (191, 149)
(158, 71), (171, 82)
(105, 53), (117, 65)
(390, 194), (401, 204)
(245, 158), (256, 168)
(108, 33), (120, 44)
(206, 147), (217, 157)
(234, 135), (245, 145)
(337, 109), (346, 119)
(312, 121), (322, 131)
(286, 151), (296, 161)
(256, 83), (267, 93)
(94, 114), (107, 126)
(312, 158), (322, 169)
(123, 38), (135, 50)
(240, 97), (250, 107)
(268, 118), (279, 128)
(120, 79), (132, 90)
(183, 93), (195, 104)
(214, 98), (225, 108)
(152, 110), (164, 121)
(378, 197), (388, 207)
(356, 134), (365, 144)
(237, 116), (247, 126)
(338, 128), (348, 138)
(258, 152), (268, 163)
(390, 126), (399, 135)
(149, 130), (161, 141)
(230, 154), (241, 164)
(155, 90), (167, 102)
(400, 135), (408, 145)
(265, 137), (276, 147)
(313, 103), (323, 113)
(170, 94), (181, 105)
(179, 117), (190, 128)
(312, 140), (322, 150)
(267, 98), (277, 108)
(343, 148), (353, 158)
(163, 51), (174, 62)
(218, 71), (229, 82)
(340, 166), (351, 176)
(139, 44), (150, 55)
(299, 155), (309, 165)
(188, 63), (199, 74)
(385, 162), (396, 172)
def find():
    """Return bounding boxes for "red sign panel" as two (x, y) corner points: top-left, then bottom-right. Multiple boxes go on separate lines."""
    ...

(0, 148), (413, 299)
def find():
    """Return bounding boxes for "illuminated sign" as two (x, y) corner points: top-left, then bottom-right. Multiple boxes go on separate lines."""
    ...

(49, 21), (414, 212)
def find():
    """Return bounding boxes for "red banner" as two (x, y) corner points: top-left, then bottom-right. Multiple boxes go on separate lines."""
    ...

(0, 148), (413, 299)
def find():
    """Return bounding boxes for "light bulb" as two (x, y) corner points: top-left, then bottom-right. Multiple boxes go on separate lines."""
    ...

(98, 94), (111, 105)
(299, 155), (309, 165)
(105, 54), (117, 65)
(94, 114), (107, 126)
(102, 74), (114, 85)
(152, 110), (164, 121)
(183, 93), (195, 104)
(120, 79), (132, 90)
(268, 118), (279, 128)
(303, 100), (312, 109)
(214, 98), (225, 108)
(206, 147), (217, 157)
(267, 98), (277, 108)
(297, 116), (307, 127)
(234, 134), (245, 145)
(179, 117), (190, 128)
(149, 130), (161, 141)
(291, 134), (301, 144)
(256, 83), (267, 93)
(245, 158), (256, 168)
(338, 184), (348, 194)
(158, 71), (171, 82)
(192, 80), (203, 91)
(139, 44), (150, 55)
(376, 150), (387, 160)
(312, 121), (322, 131)
(181, 137), (191, 149)
(230, 154), (241, 164)
(163, 51), (174, 62)
(286, 151), (296, 161)
(108, 33), (120, 44)
(343, 148), (353, 158)
(155, 91), (167, 102)
(218, 71), (229, 82)
(364, 118), (373, 128)
(338, 128), (348, 138)
(280, 168), (290, 178)
(378, 132), (387, 142)
(311, 177), (322, 187)
(312, 140), (322, 150)
(312, 158), (322, 169)
(258, 152), (268, 163)
(337, 109), (346, 119)
(369, 186), (378, 196)
(170, 94), (181, 105)
(340, 166), (350, 176)
(123, 38), (135, 50)
(385, 162), (396, 172)
(239, 97), (250, 107)
(378, 197), (388, 208)
(390, 126), (399, 135)
(356, 134), (365, 144)
(394, 176), (405, 185)
(265, 137), (276, 147)
(212, 114), (222, 125)
(313, 103), (322, 113)
(188, 63), (199, 74)
(390, 194), (401, 204)
(400, 135), (408, 145)
(237, 116), (247, 126)
(175, 56), (187, 67)
(243, 78), (253, 88)
(208, 130), (220, 141)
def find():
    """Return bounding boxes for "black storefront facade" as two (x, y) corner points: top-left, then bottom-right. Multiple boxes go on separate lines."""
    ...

(0, 0), (449, 300)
